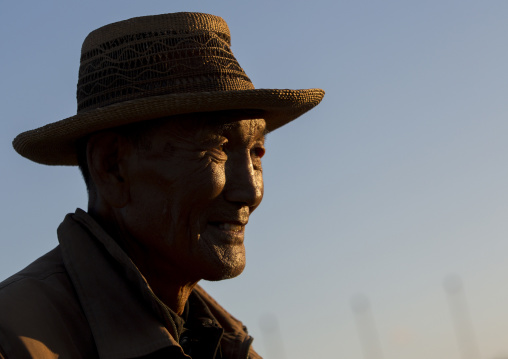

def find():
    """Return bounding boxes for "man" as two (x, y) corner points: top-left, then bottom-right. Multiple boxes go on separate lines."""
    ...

(0, 12), (324, 358)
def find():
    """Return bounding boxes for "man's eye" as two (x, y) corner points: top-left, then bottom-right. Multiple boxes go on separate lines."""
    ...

(205, 141), (228, 162)
(206, 140), (227, 153)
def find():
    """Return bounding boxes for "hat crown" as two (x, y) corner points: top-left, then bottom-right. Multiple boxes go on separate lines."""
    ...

(77, 12), (254, 113)
(13, 12), (324, 166)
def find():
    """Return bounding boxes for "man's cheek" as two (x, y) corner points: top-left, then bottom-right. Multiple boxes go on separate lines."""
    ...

(200, 163), (226, 200)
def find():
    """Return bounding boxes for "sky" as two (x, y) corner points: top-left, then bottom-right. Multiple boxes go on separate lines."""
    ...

(2, 1), (508, 358)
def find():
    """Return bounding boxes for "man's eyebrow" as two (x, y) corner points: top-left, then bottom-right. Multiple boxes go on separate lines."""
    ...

(257, 125), (269, 142)
(212, 122), (267, 135)
(215, 123), (235, 134)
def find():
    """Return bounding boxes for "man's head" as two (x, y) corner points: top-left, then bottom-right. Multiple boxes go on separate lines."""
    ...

(79, 110), (265, 281)
(12, 12), (324, 284)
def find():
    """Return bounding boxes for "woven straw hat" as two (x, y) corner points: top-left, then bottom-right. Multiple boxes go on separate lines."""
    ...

(13, 12), (325, 166)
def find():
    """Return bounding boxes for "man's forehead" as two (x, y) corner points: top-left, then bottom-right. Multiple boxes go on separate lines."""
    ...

(157, 111), (267, 138)
(208, 118), (267, 136)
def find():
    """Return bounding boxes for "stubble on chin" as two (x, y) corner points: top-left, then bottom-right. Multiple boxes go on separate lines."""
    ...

(201, 243), (246, 281)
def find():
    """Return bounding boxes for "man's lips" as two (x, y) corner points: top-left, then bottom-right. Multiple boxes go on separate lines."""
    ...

(210, 221), (247, 232)
(217, 222), (244, 232)
(208, 221), (247, 233)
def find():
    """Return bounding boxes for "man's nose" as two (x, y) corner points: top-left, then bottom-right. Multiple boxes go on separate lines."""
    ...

(224, 152), (263, 209)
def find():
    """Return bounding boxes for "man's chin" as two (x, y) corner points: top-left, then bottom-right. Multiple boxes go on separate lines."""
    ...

(203, 260), (246, 281)
(199, 241), (246, 281)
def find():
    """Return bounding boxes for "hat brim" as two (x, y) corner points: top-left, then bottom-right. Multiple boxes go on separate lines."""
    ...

(13, 88), (325, 166)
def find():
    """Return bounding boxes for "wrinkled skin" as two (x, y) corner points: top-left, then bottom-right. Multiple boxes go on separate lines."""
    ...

(87, 114), (266, 313)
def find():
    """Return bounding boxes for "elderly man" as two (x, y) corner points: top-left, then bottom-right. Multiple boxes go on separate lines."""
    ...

(0, 12), (324, 359)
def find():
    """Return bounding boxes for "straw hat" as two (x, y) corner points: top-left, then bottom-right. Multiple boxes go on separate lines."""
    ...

(13, 12), (325, 166)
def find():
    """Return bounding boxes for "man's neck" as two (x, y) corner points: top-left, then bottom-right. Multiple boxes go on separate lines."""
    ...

(131, 254), (198, 316)
(88, 207), (198, 315)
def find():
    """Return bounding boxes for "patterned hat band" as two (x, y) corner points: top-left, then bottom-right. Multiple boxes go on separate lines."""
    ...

(77, 25), (255, 113)
(13, 12), (325, 166)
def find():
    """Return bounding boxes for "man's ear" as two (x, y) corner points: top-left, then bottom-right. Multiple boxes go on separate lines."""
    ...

(87, 131), (131, 208)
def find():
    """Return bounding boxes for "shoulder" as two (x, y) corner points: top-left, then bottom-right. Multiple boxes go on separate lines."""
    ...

(0, 247), (97, 358)
(0, 246), (66, 290)
(0, 247), (72, 318)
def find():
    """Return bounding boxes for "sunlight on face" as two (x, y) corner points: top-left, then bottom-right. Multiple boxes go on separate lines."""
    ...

(120, 113), (266, 282)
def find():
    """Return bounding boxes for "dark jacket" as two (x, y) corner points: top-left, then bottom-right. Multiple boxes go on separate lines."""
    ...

(0, 209), (261, 359)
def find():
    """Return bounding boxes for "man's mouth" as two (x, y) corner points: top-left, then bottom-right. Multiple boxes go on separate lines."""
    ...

(209, 221), (246, 233)
(217, 223), (244, 232)
(205, 221), (247, 244)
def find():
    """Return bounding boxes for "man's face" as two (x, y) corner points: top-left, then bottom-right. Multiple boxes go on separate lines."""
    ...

(119, 114), (266, 282)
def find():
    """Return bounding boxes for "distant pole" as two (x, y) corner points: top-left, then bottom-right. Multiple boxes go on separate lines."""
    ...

(351, 294), (384, 359)
(443, 275), (481, 359)
(259, 312), (287, 359)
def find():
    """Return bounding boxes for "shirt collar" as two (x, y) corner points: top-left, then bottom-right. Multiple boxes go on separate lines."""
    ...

(58, 209), (256, 359)
(58, 209), (185, 359)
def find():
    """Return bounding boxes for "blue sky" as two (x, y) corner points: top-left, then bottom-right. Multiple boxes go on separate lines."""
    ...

(2, 1), (508, 358)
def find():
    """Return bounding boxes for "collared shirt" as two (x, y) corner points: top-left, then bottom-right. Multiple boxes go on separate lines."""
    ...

(0, 209), (261, 359)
